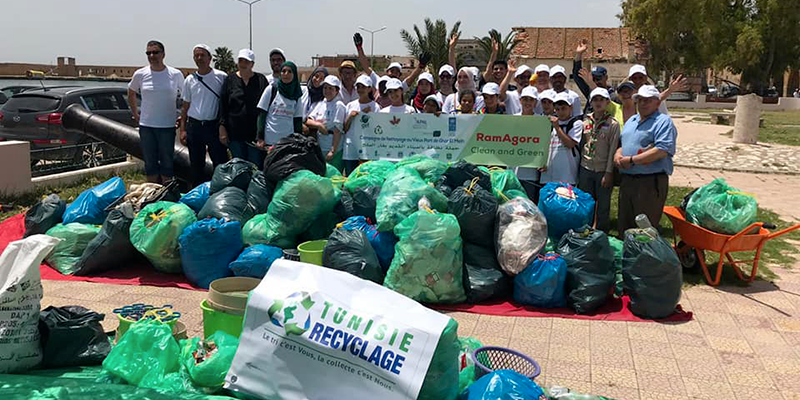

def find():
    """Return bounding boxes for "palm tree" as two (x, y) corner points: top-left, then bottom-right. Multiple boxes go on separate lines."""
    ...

(475, 29), (522, 64)
(213, 47), (236, 73)
(400, 19), (462, 81)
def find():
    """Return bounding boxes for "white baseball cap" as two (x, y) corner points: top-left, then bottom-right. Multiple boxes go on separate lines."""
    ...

(514, 65), (532, 78)
(237, 48), (255, 62)
(193, 44), (212, 55)
(628, 64), (647, 78)
(633, 85), (661, 100)
(550, 65), (567, 78)
(323, 75), (341, 89)
(590, 87), (611, 100)
(554, 92), (572, 105)
(385, 78), (403, 91)
(520, 86), (539, 100)
(534, 64), (550, 75)
(481, 82), (500, 96)
(424, 94), (443, 108)
(417, 72), (434, 84)
(538, 89), (557, 102)
(438, 64), (455, 76)
(355, 74), (373, 88)
(386, 62), (403, 72)
(269, 48), (286, 59)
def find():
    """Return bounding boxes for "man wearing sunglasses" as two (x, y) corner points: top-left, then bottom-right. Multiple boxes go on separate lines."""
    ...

(128, 40), (185, 184)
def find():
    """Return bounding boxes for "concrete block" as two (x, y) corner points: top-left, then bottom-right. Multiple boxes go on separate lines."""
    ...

(0, 141), (33, 195)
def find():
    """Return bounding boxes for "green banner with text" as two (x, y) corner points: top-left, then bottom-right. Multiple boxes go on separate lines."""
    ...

(352, 113), (552, 167)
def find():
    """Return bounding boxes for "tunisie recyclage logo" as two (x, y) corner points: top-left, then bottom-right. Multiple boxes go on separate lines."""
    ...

(268, 291), (314, 336)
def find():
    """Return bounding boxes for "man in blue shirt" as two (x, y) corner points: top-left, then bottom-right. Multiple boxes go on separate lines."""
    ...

(614, 85), (677, 233)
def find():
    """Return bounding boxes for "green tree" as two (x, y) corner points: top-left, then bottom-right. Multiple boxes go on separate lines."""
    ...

(213, 46), (236, 73)
(474, 29), (522, 64)
(400, 18), (462, 80)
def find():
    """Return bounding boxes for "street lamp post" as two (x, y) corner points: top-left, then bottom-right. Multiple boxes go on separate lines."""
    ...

(358, 26), (387, 68)
(236, 0), (262, 49)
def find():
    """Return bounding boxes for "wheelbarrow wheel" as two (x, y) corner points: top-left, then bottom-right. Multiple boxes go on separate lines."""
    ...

(676, 241), (701, 270)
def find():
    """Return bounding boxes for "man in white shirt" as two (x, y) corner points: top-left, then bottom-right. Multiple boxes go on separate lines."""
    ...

(628, 64), (689, 115)
(501, 64), (536, 115)
(337, 60), (360, 105)
(267, 48), (285, 86)
(550, 65), (582, 118)
(127, 40), (184, 183)
(179, 44), (229, 186)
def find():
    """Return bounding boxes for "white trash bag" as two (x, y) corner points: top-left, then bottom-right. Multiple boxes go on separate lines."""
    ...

(495, 197), (548, 276)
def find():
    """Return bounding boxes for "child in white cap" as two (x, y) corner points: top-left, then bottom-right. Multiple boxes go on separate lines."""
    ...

(343, 75), (382, 175)
(378, 78), (415, 114)
(306, 75), (346, 170)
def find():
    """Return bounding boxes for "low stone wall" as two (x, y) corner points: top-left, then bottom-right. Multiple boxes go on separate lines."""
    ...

(667, 95), (800, 111)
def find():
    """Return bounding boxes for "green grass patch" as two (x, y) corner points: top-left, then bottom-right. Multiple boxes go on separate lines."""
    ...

(609, 186), (800, 286)
(0, 170), (146, 222)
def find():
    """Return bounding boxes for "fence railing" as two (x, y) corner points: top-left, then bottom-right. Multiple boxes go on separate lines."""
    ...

(30, 141), (127, 177)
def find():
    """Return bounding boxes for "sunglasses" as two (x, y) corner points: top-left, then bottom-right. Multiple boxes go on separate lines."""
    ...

(145, 51), (162, 56)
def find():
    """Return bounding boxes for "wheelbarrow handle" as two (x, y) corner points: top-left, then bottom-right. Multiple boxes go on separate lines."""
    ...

(763, 223), (777, 230)
(767, 223), (800, 240)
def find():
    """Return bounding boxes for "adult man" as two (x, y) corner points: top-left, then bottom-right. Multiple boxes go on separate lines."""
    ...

(573, 40), (616, 113)
(614, 85), (677, 233)
(218, 49), (269, 165)
(481, 39), (506, 85)
(499, 62), (535, 115)
(337, 60), (360, 105)
(267, 48), (286, 86)
(628, 64), (689, 114)
(549, 65), (582, 118)
(128, 40), (184, 184)
(179, 44), (228, 186)
(437, 64), (456, 103)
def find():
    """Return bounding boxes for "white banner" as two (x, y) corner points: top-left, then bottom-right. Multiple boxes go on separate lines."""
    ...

(225, 260), (450, 400)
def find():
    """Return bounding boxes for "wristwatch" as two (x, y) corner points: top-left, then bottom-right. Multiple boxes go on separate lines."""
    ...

(630, 156), (635, 166)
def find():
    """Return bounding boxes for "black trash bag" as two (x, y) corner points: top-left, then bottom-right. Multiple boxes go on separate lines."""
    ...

(199, 187), (253, 222)
(558, 226), (615, 314)
(351, 185), (381, 221)
(210, 158), (256, 194)
(335, 190), (357, 221)
(448, 181), (498, 246)
(74, 203), (144, 276)
(436, 160), (492, 194)
(38, 305), (111, 368)
(622, 230), (683, 319)
(246, 170), (274, 215)
(322, 228), (384, 284)
(24, 194), (66, 237)
(262, 133), (326, 185)
(679, 187), (700, 212)
(463, 242), (510, 303)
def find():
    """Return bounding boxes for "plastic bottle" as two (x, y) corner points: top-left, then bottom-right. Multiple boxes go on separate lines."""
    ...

(635, 214), (652, 229)
(634, 214), (658, 241)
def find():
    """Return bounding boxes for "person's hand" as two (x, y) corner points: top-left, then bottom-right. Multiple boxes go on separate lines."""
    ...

(507, 59), (517, 75)
(549, 115), (559, 127)
(419, 52), (431, 67)
(601, 172), (613, 188)
(219, 126), (229, 146)
(362, 107), (371, 113)
(578, 68), (592, 83)
(179, 130), (187, 146)
(616, 154), (632, 169)
(326, 150), (335, 162)
(491, 38), (500, 55)
(449, 31), (460, 49)
(669, 74), (689, 92)
(349, 110), (360, 119)
(576, 39), (588, 54)
(256, 139), (266, 149)
(353, 33), (363, 48)
(317, 124), (329, 135)
(434, 111), (442, 117)
(538, 167), (547, 172)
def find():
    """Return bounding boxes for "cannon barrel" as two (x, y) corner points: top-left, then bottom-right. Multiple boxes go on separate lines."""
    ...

(62, 104), (213, 181)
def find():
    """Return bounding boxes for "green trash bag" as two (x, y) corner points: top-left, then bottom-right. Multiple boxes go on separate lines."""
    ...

(325, 163), (342, 178)
(343, 160), (396, 192)
(395, 154), (448, 184)
(487, 168), (528, 202)
(102, 319), (180, 390)
(558, 226), (615, 314)
(418, 317), (460, 400)
(608, 237), (624, 298)
(385, 209), (466, 304)
(180, 331), (239, 389)
(375, 167), (448, 232)
(686, 178), (758, 234)
(622, 230), (682, 319)
(457, 336), (484, 393)
(45, 223), (101, 275)
(129, 201), (197, 273)
(242, 170), (338, 248)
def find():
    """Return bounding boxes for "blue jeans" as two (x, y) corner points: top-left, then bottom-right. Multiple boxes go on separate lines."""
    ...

(228, 140), (265, 168)
(139, 126), (176, 177)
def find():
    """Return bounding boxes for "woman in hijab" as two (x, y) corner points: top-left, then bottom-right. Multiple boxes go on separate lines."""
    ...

(442, 67), (485, 114)
(302, 66), (329, 115)
(410, 72), (436, 113)
(256, 61), (305, 151)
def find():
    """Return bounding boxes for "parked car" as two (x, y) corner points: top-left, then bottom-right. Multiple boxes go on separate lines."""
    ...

(0, 85), (39, 105)
(706, 85), (717, 95)
(0, 86), (135, 167)
(667, 91), (694, 101)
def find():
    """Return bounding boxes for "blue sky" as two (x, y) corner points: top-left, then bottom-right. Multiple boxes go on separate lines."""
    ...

(2, 0), (622, 68)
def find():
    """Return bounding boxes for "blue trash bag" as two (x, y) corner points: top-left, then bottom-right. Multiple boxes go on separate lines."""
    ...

(538, 182), (595, 240)
(459, 370), (546, 400)
(62, 177), (126, 225)
(340, 216), (397, 271)
(178, 218), (243, 289)
(179, 182), (211, 213)
(514, 253), (568, 308)
(228, 244), (284, 279)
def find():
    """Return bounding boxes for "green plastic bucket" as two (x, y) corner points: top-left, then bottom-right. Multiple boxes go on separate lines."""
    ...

(201, 299), (245, 339)
(298, 240), (327, 265)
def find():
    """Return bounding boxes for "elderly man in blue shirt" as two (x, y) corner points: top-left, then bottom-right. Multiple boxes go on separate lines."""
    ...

(614, 85), (677, 233)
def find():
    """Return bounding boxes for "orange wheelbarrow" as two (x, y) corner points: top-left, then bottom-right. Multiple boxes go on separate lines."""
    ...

(663, 206), (800, 286)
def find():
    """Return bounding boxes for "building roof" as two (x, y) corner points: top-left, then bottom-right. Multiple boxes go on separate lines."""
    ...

(511, 27), (632, 61)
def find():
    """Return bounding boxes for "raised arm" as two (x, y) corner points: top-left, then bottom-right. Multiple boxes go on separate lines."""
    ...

(354, 33), (374, 76)
(403, 54), (427, 89)
(499, 59), (516, 102)
(572, 40), (592, 99)
(661, 74), (688, 101)
(482, 39), (499, 83)
(448, 32), (459, 70)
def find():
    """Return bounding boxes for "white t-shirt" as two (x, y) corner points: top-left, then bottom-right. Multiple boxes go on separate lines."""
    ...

(266, 74), (277, 86)
(128, 66), (184, 128)
(182, 69), (227, 121)
(339, 85), (360, 105)
(442, 92), (486, 114)
(256, 85), (305, 145)
(504, 90), (521, 115)
(343, 100), (381, 160)
(379, 104), (416, 114)
(307, 99), (346, 153)
(554, 89), (583, 118)
(540, 118), (584, 184)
